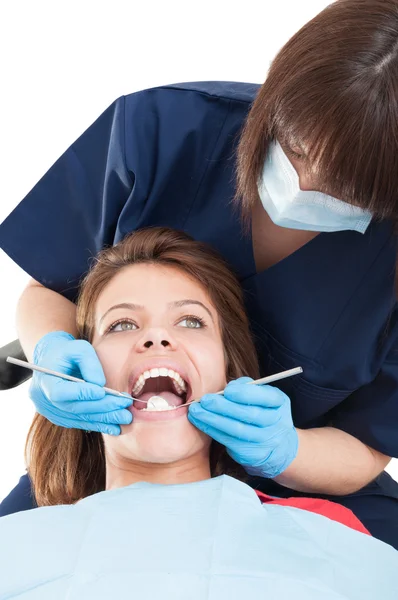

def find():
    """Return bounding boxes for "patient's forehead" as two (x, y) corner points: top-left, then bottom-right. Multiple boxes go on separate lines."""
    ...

(95, 263), (218, 318)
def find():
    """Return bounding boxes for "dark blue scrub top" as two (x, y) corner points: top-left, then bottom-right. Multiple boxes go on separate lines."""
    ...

(1, 81), (398, 459)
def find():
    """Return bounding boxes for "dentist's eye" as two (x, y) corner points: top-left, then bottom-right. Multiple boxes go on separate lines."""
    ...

(107, 319), (138, 333)
(287, 146), (304, 160)
(177, 315), (206, 329)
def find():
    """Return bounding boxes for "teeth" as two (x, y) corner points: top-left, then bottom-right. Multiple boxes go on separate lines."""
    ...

(172, 380), (183, 395)
(132, 374), (145, 396)
(131, 368), (188, 397)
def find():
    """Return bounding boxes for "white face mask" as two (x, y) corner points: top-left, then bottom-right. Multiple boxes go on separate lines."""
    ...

(257, 141), (373, 234)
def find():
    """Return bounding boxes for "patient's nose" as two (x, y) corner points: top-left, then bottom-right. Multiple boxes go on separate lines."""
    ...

(143, 339), (169, 349)
(136, 329), (175, 352)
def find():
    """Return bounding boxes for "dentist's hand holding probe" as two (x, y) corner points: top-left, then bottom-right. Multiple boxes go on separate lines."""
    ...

(29, 331), (132, 435)
(188, 377), (298, 478)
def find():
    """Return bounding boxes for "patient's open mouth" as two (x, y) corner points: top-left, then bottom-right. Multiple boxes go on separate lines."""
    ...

(130, 368), (190, 412)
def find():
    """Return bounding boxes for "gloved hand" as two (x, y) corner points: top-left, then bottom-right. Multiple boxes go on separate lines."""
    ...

(188, 377), (298, 478)
(29, 331), (132, 435)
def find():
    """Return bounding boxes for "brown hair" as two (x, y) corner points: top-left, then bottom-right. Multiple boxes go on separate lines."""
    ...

(26, 227), (260, 506)
(236, 0), (398, 225)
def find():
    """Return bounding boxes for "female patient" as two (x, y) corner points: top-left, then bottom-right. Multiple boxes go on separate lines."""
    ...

(0, 227), (396, 599)
(28, 226), (257, 501)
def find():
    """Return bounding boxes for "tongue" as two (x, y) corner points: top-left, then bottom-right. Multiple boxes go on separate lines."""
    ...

(134, 391), (185, 410)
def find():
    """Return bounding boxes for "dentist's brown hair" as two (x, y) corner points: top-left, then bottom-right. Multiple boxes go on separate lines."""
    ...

(25, 227), (260, 506)
(236, 0), (398, 225)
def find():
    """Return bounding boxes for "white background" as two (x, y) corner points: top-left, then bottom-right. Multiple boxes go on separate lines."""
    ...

(0, 0), (397, 501)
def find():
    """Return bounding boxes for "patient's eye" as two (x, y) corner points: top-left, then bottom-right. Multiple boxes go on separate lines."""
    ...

(177, 316), (205, 329)
(107, 319), (138, 333)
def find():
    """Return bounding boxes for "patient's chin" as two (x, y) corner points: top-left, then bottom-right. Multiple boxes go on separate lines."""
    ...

(107, 417), (211, 464)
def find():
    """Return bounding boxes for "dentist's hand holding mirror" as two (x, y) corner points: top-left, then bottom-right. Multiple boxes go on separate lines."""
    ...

(188, 377), (299, 478)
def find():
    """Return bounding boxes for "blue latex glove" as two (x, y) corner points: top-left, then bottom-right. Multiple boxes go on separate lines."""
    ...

(29, 331), (133, 435)
(188, 377), (298, 478)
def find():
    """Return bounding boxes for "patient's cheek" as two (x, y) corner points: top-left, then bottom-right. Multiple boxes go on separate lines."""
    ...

(93, 345), (120, 388)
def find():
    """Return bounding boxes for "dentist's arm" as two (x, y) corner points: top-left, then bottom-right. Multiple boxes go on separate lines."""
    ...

(188, 378), (391, 496)
(16, 278), (78, 361)
(15, 278), (132, 435)
(273, 426), (391, 495)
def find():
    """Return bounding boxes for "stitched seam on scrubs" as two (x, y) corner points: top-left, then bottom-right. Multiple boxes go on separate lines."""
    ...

(158, 85), (254, 106)
(255, 325), (323, 369)
(315, 236), (395, 361)
(181, 100), (232, 229)
(121, 96), (135, 187)
(270, 355), (355, 397)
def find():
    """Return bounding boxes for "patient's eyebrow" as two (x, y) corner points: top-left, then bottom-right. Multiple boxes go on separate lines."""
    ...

(169, 299), (214, 323)
(99, 299), (215, 327)
(99, 303), (144, 326)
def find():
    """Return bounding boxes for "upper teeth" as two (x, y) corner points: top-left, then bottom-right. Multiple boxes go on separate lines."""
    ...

(132, 368), (187, 397)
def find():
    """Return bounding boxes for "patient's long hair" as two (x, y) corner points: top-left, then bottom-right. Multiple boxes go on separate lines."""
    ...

(25, 228), (260, 506)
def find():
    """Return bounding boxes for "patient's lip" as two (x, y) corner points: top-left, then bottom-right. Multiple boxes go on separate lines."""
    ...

(128, 403), (189, 422)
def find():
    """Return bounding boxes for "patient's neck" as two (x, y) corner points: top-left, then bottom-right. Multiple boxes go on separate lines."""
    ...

(105, 448), (211, 489)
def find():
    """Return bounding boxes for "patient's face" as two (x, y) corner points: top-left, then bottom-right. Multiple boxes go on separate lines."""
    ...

(91, 263), (226, 467)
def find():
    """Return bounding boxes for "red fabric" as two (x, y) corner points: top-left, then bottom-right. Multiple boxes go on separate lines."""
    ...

(255, 490), (371, 536)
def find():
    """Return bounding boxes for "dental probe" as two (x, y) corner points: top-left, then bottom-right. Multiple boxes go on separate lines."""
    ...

(173, 366), (304, 410)
(6, 357), (132, 399)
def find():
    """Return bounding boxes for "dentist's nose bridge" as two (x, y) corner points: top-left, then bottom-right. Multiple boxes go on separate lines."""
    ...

(297, 161), (322, 193)
(298, 169), (317, 192)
